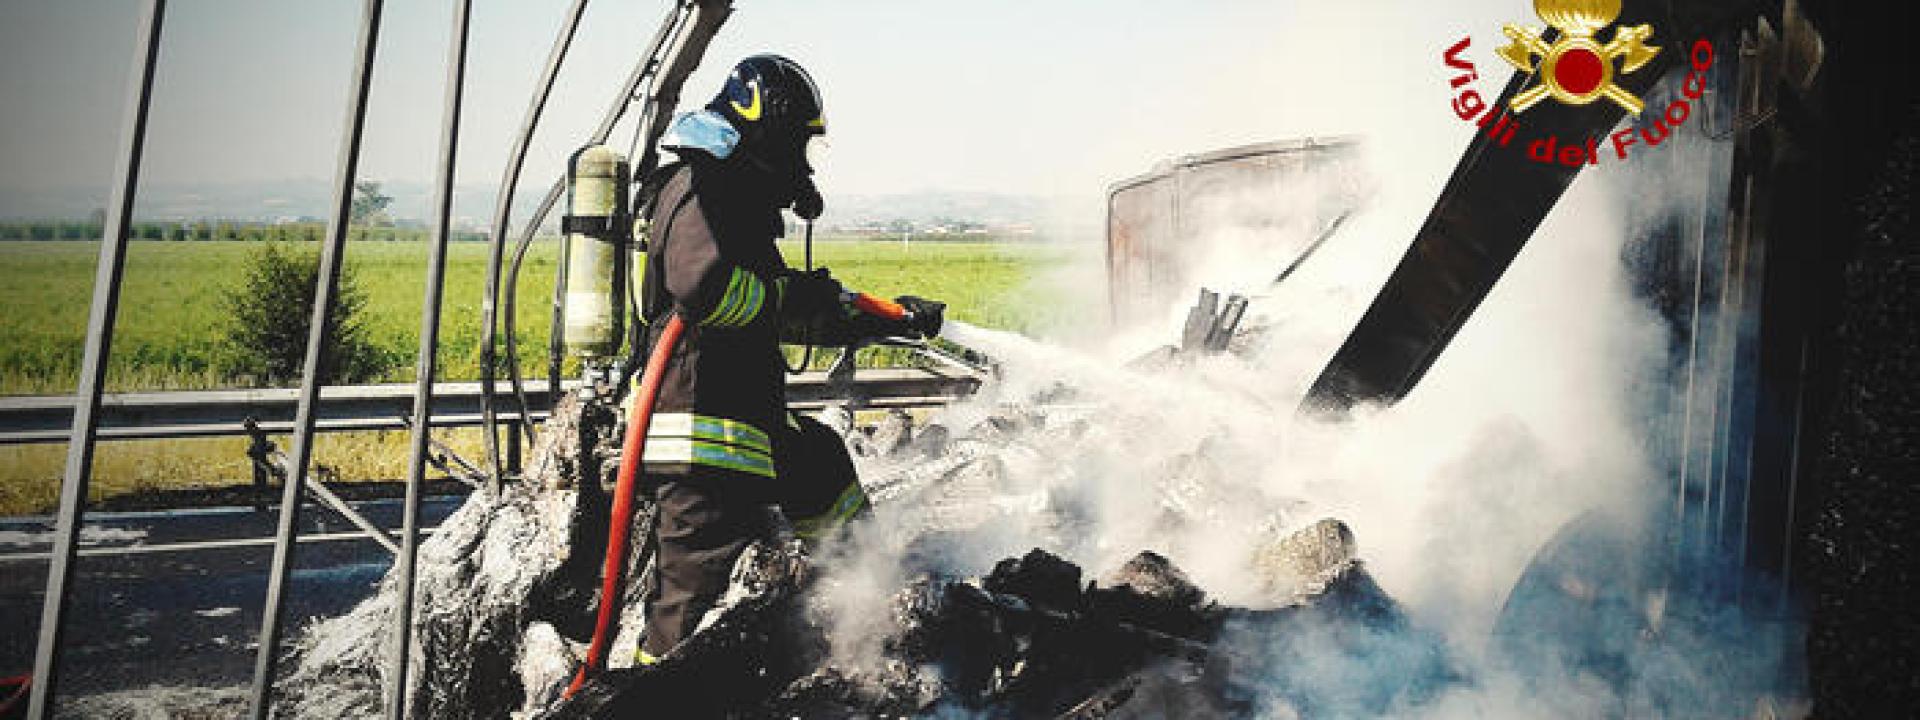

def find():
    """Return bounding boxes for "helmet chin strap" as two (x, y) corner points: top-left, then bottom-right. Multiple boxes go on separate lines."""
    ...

(784, 218), (817, 376)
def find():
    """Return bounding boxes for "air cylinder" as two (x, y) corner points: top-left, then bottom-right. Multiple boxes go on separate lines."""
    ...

(562, 144), (630, 360)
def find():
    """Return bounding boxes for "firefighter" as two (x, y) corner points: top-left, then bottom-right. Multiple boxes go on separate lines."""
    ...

(632, 54), (943, 664)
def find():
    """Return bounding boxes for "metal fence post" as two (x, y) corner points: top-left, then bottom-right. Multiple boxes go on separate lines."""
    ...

(249, 0), (385, 715)
(506, 418), (523, 475)
(386, 0), (471, 714)
(479, 0), (591, 488)
(244, 417), (272, 512)
(26, 2), (166, 715)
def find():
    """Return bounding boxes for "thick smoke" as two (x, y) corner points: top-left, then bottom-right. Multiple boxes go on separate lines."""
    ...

(807, 2), (1802, 716)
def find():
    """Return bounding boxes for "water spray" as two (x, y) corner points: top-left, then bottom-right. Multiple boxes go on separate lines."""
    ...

(934, 319), (1019, 358)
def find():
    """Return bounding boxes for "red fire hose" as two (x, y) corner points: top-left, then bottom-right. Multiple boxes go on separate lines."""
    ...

(566, 313), (686, 698)
(0, 674), (30, 716)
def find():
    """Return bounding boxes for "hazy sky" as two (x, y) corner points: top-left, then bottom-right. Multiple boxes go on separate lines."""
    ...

(0, 0), (1522, 210)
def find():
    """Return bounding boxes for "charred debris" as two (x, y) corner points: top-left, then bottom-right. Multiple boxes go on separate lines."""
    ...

(271, 360), (1455, 719)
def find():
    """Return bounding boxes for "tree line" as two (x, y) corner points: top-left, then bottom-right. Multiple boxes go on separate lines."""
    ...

(0, 220), (487, 244)
(0, 183), (490, 243)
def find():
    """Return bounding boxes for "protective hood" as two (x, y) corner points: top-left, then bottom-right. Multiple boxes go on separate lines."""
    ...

(659, 110), (740, 161)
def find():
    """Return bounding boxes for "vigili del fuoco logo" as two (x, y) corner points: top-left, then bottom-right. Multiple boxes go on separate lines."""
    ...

(1442, 0), (1714, 167)
(1497, 0), (1659, 114)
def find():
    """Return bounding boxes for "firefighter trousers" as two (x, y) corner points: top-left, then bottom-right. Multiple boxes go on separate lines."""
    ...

(639, 473), (764, 659)
(638, 412), (866, 659)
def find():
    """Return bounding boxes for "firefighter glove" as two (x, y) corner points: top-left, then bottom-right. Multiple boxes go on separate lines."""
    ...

(896, 295), (945, 338)
(781, 267), (841, 317)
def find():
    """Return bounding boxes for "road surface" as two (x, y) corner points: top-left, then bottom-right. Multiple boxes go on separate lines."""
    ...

(0, 495), (467, 699)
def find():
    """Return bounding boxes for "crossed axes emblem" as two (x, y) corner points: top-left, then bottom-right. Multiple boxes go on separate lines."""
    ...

(1497, 0), (1660, 115)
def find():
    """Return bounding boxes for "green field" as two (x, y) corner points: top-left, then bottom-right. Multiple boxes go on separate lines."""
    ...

(0, 238), (1084, 514)
(0, 238), (1077, 395)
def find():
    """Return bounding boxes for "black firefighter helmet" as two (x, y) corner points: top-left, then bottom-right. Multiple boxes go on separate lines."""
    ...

(706, 54), (827, 182)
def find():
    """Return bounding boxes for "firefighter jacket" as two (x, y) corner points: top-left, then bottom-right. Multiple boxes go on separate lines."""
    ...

(636, 160), (889, 493)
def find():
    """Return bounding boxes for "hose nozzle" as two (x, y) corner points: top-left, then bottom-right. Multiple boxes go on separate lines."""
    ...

(844, 290), (909, 321)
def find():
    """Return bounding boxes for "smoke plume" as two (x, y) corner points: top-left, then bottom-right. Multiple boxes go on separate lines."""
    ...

(808, 2), (1804, 716)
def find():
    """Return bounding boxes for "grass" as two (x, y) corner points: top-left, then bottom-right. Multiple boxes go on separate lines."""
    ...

(0, 238), (1073, 394)
(0, 240), (566, 395)
(0, 237), (1081, 515)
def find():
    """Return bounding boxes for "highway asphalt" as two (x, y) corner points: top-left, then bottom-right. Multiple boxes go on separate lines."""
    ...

(0, 495), (467, 699)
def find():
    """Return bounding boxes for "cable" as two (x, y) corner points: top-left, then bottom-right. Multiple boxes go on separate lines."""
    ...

(619, 211), (646, 397)
(783, 220), (817, 374)
(479, 0), (590, 485)
(501, 209), (550, 449)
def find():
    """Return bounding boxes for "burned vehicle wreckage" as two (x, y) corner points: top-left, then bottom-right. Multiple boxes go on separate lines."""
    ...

(261, 0), (1837, 716)
(275, 385), (1448, 718)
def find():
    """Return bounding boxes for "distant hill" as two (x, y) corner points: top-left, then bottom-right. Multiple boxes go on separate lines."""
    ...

(0, 179), (531, 230)
(0, 179), (1101, 240)
(825, 191), (1048, 227)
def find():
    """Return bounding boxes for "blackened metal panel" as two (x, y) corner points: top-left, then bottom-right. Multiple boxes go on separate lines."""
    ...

(1300, 3), (1759, 413)
(1106, 138), (1361, 329)
(1107, 171), (1174, 323)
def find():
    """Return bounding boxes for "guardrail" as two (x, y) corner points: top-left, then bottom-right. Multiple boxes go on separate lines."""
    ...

(0, 366), (984, 446)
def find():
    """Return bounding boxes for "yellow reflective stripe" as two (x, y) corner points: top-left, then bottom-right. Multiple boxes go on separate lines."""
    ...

(793, 481), (868, 540)
(640, 412), (775, 477)
(700, 271), (738, 326)
(647, 413), (771, 454)
(730, 80), (763, 122)
(730, 270), (766, 325)
(691, 416), (771, 454)
(721, 270), (755, 325)
(702, 270), (747, 326)
(691, 441), (775, 478)
(636, 648), (660, 666)
(702, 269), (765, 328)
(640, 438), (775, 478)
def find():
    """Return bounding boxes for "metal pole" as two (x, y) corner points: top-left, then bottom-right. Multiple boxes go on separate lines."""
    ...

(479, 0), (591, 488)
(304, 479), (400, 555)
(546, 212), (571, 399)
(26, 2), (165, 715)
(387, 0), (470, 713)
(245, 418), (271, 512)
(506, 418), (523, 474)
(250, 0), (385, 715)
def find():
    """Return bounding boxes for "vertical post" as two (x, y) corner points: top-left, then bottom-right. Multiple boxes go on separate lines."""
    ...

(27, 2), (165, 716)
(387, 0), (470, 714)
(506, 418), (523, 475)
(250, 0), (385, 716)
(479, 0), (591, 489)
(245, 418), (272, 512)
(547, 227), (571, 409)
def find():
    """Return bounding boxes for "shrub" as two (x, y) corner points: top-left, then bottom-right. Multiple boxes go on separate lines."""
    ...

(217, 243), (394, 386)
